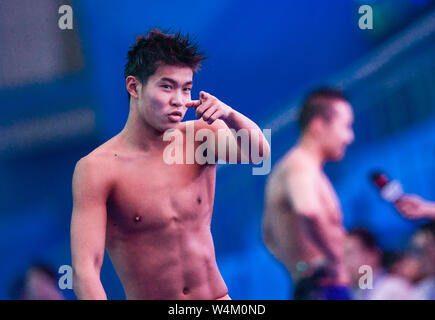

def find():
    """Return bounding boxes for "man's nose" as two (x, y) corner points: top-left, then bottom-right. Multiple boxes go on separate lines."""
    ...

(170, 90), (184, 107)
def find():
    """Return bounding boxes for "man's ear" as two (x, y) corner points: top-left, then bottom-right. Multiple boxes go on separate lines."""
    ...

(308, 117), (325, 136)
(126, 76), (140, 99)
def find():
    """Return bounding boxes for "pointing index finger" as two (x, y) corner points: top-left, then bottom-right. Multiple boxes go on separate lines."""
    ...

(186, 100), (201, 108)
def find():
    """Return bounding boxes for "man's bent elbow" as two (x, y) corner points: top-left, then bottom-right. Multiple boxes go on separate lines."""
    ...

(262, 221), (278, 252)
(262, 139), (271, 160)
(250, 139), (271, 164)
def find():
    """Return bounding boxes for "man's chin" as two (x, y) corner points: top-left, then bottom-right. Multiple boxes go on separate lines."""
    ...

(330, 151), (345, 162)
(162, 121), (182, 132)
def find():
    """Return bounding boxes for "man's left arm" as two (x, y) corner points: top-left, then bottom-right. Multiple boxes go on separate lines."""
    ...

(187, 91), (270, 164)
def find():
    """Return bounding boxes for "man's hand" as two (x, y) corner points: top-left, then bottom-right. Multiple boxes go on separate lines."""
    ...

(186, 91), (233, 124)
(186, 90), (270, 164)
(395, 194), (435, 219)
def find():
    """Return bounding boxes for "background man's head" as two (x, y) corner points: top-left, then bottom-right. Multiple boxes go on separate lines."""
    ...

(124, 29), (205, 131)
(9, 263), (64, 300)
(382, 251), (421, 283)
(298, 88), (354, 161)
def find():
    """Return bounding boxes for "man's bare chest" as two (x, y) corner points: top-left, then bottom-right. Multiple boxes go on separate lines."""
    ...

(106, 158), (215, 233)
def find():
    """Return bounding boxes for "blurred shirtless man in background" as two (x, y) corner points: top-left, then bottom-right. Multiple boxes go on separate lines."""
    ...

(262, 88), (354, 299)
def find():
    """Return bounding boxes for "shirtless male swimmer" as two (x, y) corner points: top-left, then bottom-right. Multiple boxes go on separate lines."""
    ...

(262, 88), (354, 300)
(70, 29), (270, 300)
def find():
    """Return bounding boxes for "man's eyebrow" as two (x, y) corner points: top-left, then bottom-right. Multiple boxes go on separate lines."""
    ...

(160, 77), (193, 86)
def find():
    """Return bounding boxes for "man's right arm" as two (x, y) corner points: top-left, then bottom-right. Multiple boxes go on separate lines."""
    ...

(71, 156), (110, 300)
(285, 169), (344, 264)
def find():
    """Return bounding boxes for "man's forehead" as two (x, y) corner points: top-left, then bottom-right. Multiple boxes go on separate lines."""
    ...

(333, 100), (353, 119)
(154, 64), (193, 82)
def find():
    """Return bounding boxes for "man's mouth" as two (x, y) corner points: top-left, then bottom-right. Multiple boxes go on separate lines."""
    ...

(168, 111), (183, 122)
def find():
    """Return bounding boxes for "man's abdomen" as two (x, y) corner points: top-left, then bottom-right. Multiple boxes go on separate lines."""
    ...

(106, 224), (227, 299)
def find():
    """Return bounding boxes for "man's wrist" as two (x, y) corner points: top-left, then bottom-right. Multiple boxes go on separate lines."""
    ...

(221, 105), (235, 122)
(425, 202), (435, 218)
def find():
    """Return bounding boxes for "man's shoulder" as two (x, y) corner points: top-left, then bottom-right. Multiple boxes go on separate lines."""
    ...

(266, 152), (313, 193)
(281, 149), (319, 178)
(74, 137), (121, 176)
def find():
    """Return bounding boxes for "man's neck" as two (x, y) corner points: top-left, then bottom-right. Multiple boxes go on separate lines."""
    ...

(296, 134), (326, 169)
(120, 105), (168, 152)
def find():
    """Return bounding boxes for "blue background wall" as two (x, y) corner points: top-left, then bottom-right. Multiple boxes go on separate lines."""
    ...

(0, 0), (434, 299)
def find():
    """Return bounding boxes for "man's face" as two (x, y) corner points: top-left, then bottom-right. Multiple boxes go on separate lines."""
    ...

(320, 100), (354, 161)
(137, 64), (193, 132)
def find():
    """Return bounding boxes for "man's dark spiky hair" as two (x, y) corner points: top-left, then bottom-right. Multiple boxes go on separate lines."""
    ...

(124, 29), (206, 100)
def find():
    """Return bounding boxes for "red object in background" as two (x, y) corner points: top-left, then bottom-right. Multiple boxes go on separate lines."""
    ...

(370, 171), (404, 203)
(372, 172), (389, 189)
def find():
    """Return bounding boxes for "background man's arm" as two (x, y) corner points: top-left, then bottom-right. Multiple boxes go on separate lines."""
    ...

(262, 216), (277, 255)
(285, 170), (344, 265)
(70, 157), (109, 300)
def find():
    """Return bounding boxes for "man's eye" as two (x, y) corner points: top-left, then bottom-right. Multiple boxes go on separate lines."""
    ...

(183, 87), (192, 92)
(161, 85), (171, 89)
